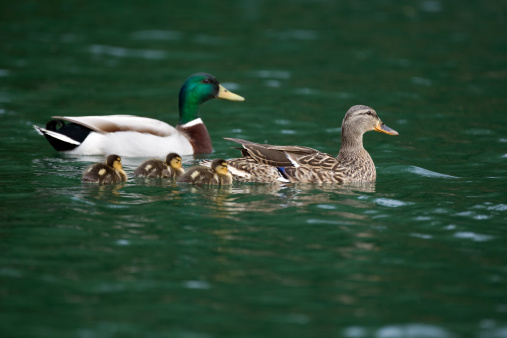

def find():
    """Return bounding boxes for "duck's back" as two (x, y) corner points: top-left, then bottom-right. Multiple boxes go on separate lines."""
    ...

(82, 164), (121, 184)
(227, 157), (282, 183)
(54, 115), (177, 136)
(68, 129), (194, 157)
(178, 167), (232, 185)
(134, 159), (170, 178)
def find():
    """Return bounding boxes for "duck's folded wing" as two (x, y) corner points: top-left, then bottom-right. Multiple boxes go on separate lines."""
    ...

(245, 143), (322, 167)
(295, 152), (341, 170)
(52, 115), (178, 137)
(265, 145), (319, 154)
(226, 157), (284, 183)
(225, 138), (305, 167)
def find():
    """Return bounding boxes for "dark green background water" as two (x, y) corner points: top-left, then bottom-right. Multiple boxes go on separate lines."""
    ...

(1, 1), (507, 337)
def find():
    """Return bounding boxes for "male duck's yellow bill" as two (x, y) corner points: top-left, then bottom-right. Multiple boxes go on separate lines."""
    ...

(217, 84), (245, 101)
(374, 121), (399, 135)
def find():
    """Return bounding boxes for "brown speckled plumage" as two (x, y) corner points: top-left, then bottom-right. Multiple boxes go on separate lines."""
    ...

(178, 158), (232, 185)
(224, 105), (398, 184)
(82, 154), (128, 185)
(134, 153), (184, 178)
(226, 157), (282, 183)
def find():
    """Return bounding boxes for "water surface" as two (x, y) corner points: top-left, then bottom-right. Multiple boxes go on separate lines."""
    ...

(1, 1), (507, 337)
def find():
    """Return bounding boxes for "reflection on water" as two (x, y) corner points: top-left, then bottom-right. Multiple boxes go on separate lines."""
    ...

(3, 0), (507, 336)
(178, 181), (378, 220)
(88, 44), (169, 60)
(33, 153), (380, 215)
(131, 30), (183, 41)
(343, 323), (454, 338)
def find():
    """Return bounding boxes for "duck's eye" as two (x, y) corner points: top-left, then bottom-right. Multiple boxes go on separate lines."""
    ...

(202, 78), (211, 84)
(366, 111), (372, 115)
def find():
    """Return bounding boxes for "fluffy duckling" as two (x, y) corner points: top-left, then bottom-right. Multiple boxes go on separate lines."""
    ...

(133, 153), (184, 178)
(178, 158), (232, 185)
(82, 154), (128, 185)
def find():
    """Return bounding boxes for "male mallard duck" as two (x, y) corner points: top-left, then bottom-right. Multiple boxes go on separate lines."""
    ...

(178, 158), (232, 185)
(224, 105), (399, 184)
(33, 73), (244, 157)
(82, 154), (128, 184)
(133, 152), (184, 178)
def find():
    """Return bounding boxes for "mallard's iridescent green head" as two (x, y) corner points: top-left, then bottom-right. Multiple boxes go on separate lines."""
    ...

(178, 73), (244, 125)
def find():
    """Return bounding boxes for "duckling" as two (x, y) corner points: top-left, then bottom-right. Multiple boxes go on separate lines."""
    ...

(82, 154), (128, 184)
(201, 157), (286, 183)
(178, 158), (232, 185)
(133, 153), (184, 178)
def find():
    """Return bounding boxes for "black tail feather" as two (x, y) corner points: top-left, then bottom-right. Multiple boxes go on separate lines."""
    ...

(42, 119), (92, 151)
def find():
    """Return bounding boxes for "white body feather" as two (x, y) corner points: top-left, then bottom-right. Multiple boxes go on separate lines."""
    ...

(34, 115), (200, 157)
(70, 130), (194, 156)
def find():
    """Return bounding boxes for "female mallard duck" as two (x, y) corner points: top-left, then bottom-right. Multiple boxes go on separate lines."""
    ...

(178, 158), (232, 185)
(223, 157), (286, 183)
(133, 152), (184, 178)
(33, 73), (244, 157)
(224, 105), (398, 184)
(82, 154), (128, 184)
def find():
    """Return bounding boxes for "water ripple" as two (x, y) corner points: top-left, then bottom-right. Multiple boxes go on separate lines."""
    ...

(265, 29), (319, 40)
(88, 44), (168, 59)
(251, 70), (291, 79)
(373, 198), (412, 208)
(376, 323), (454, 338)
(408, 166), (458, 179)
(183, 280), (211, 289)
(343, 323), (455, 338)
(454, 231), (495, 242)
(131, 30), (183, 40)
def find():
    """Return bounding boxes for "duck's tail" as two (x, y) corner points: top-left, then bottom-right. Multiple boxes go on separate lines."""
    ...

(33, 119), (90, 151)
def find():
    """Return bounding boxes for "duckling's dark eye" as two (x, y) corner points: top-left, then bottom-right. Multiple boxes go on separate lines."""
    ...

(366, 110), (373, 115)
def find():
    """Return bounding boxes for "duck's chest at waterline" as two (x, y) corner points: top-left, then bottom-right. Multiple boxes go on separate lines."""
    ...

(339, 151), (377, 182)
(177, 122), (212, 154)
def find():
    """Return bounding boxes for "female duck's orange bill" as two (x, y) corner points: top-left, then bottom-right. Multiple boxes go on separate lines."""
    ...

(374, 122), (399, 135)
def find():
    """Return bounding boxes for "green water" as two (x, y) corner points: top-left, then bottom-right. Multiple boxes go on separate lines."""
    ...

(1, 1), (507, 337)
